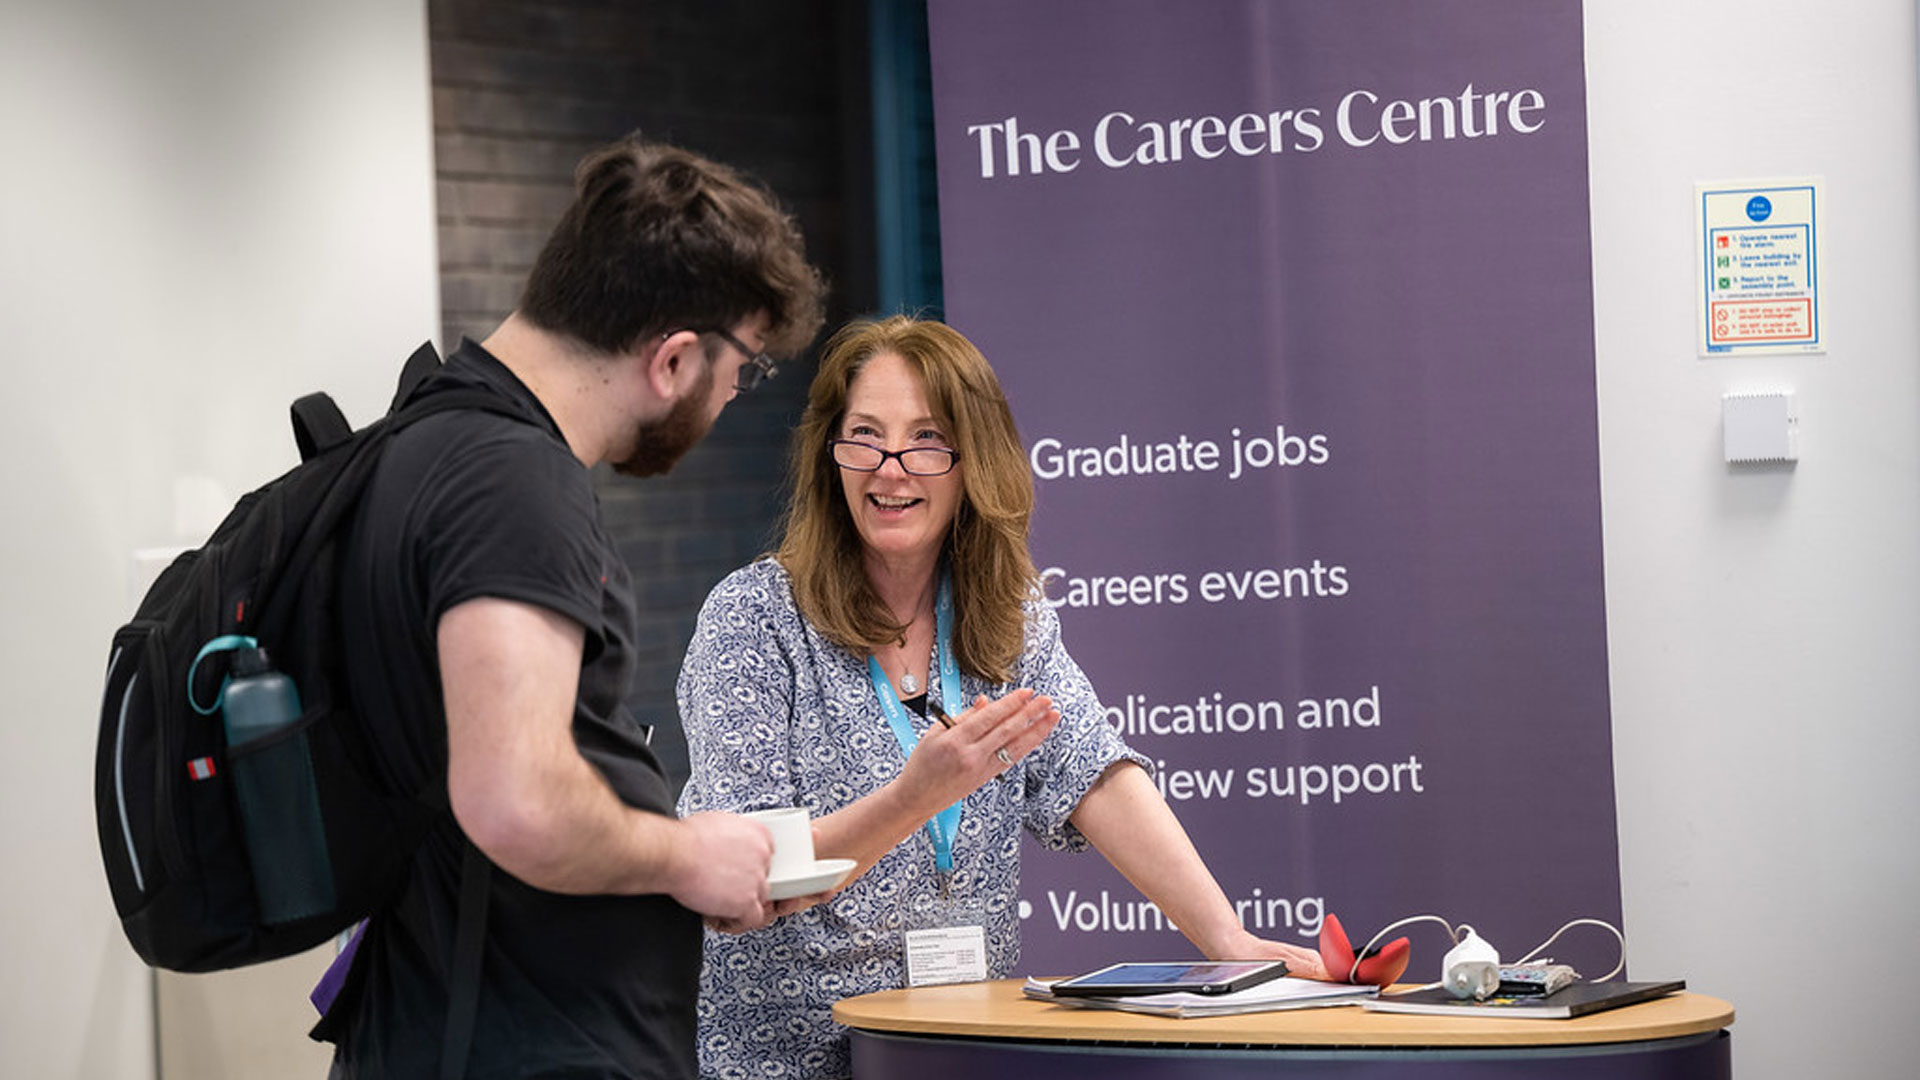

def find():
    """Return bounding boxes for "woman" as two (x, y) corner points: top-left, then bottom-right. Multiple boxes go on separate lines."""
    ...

(677, 316), (1324, 1079)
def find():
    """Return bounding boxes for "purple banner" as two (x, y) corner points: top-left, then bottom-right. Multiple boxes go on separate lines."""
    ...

(928, 0), (1622, 979)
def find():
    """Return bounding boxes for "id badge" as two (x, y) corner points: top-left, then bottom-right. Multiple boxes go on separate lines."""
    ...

(901, 887), (988, 988)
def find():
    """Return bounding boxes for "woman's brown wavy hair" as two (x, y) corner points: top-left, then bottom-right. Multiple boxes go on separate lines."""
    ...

(776, 316), (1037, 683)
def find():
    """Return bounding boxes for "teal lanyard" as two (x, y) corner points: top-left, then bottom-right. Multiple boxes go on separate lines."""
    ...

(867, 573), (964, 874)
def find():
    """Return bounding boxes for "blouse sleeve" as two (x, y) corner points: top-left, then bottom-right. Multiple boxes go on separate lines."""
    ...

(1012, 598), (1150, 851)
(676, 562), (801, 814)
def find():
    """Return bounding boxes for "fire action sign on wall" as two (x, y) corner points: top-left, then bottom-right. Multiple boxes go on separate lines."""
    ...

(1698, 177), (1824, 356)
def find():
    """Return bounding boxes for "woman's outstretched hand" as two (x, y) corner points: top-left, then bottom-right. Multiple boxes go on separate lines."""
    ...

(804, 692), (1060, 895)
(900, 688), (1059, 808)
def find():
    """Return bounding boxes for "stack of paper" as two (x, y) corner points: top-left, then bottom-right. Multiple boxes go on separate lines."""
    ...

(1023, 976), (1377, 1018)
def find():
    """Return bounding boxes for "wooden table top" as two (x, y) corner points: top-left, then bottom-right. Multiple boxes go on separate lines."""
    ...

(832, 979), (1735, 1048)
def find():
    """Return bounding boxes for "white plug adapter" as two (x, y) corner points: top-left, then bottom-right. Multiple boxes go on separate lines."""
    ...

(1442, 926), (1501, 1000)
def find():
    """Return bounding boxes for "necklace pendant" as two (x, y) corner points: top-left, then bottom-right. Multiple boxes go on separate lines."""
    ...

(899, 672), (920, 695)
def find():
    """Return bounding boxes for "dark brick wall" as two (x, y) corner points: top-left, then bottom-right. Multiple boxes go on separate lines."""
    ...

(427, 0), (874, 790)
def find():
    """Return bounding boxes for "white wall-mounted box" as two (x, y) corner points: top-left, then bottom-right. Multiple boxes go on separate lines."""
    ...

(1722, 392), (1798, 463)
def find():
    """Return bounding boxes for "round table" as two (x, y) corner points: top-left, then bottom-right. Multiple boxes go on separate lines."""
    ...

(832, 979), (1734, 1078)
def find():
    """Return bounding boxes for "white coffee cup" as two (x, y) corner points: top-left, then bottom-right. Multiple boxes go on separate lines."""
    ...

(745, 807), (814, 881)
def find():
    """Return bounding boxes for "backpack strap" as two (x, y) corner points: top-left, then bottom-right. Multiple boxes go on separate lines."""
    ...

(439, 842), (490, 1080)
(307, 843), (491, 1077)
(291, 393), (353, 463)
(259, 386), (523, 635)
(290, 340), (443, 463)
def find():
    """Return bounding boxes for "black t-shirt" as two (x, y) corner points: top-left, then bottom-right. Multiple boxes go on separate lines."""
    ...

(331, 340), (700, 1079)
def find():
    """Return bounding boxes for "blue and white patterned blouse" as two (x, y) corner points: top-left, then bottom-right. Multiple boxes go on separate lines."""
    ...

(676, 557), (1144, 1080)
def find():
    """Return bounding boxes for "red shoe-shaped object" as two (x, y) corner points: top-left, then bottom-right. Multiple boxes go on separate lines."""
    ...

(1318, 912), (1411, 986)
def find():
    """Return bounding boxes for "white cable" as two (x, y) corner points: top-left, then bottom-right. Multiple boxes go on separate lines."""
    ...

(1513, 917), (1627, 981)
(1346, 914), (1460, 984)
(1344, 914), (1628, 986)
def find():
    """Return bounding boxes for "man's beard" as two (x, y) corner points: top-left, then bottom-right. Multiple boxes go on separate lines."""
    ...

(611, 365), (715, 477)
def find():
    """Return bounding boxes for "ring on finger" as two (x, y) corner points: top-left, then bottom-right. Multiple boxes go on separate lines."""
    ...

(995, 747), (1013, 767)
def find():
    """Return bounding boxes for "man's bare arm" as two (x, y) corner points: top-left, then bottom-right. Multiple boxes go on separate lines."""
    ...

(439, 596), (772, 919)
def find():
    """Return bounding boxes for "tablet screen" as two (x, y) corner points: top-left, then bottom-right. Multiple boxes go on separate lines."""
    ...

(1051, 960), (1290, 997)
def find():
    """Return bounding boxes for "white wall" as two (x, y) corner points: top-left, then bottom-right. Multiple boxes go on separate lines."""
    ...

(0, 0), (438, 1075)
(1587, 3), (1920, 1078)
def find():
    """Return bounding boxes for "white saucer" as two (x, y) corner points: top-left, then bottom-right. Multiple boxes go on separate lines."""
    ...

(768, 858), (856, 901)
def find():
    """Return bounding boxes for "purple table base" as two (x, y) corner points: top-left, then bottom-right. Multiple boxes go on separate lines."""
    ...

(851, 1028), (1731, 1080)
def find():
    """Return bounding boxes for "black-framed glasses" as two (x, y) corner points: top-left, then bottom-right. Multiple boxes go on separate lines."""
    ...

(830, 439), (960, 476)
(702, 327), (778, 393)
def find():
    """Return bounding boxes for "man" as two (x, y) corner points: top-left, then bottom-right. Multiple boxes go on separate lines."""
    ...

(324, 134), (827, 1078)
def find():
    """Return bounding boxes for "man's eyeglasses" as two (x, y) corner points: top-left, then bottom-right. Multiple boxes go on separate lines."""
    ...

(702, 327), (778, 393)
(830, 439), (960, 476)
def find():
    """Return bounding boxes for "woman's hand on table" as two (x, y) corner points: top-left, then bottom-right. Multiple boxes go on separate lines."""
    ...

(1214, 930), (1331, 981)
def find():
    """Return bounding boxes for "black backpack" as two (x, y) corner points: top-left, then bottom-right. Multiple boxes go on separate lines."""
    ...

(95, 343), (514, 973)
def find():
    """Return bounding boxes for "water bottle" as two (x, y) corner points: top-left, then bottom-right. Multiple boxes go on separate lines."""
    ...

(222, 646), (336, 924)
